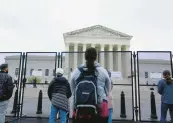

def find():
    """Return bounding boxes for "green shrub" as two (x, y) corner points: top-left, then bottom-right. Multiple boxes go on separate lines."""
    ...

(27, 76), (41, 83)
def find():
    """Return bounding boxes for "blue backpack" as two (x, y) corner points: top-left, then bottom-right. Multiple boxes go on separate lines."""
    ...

(74, 66), (99, 114)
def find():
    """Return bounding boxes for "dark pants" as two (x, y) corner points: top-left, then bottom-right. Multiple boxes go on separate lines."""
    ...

(97, 116), (108, 123)
(160, 102), (173, 123)
(72, 107), (108, 123)
(73, 116), (108, 123)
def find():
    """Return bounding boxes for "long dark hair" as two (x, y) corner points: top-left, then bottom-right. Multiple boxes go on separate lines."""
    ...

(163, 70), (172, 85)
(85, 47), (97, 73)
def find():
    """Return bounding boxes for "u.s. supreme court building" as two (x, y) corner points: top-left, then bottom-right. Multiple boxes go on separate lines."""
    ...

(4, 25), (173, 120)
(5, 25), (172, 84)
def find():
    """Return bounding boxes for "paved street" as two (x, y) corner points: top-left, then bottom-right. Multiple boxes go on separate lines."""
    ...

(6, 117), (134, 123)
(6, 84), (133, 120)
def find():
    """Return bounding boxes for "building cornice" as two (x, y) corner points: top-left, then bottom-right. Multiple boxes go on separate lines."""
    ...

(63, 25), (133, 39)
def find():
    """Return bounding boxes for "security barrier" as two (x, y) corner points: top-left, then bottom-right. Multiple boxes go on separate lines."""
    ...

(136, 51), (173, 122)
(0, 52), (22, 119)
(2, 51), (172, 122)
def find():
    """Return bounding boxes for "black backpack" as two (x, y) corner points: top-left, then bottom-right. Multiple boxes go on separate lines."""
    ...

(74, 66), (99, 117)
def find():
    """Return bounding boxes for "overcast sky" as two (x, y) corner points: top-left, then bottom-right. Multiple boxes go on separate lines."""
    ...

(0, 0), (173, 62)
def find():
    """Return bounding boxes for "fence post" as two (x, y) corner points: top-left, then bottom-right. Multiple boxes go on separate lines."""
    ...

(133, 52), (139, 122)
(36, 90), (42, 114)
(120, 91), (127, 118)
(58, 52), (61, 68)
(150, 90), (157, 119)
(11, 90), (18, 114)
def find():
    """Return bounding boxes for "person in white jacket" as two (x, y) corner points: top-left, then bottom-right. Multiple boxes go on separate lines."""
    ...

(106, 69), (113, 123)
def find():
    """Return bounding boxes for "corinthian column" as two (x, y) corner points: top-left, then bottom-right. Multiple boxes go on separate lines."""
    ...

(73, 43), (78, 69)
(117, 45), (122, 72)
(108, 45), (113, 71)
(91, 43), (95, 48)
(82, 44), (87, 64)
(100, 44), (105, 67)
(65, 43), (69, 78)
(125, 45), (130, 78)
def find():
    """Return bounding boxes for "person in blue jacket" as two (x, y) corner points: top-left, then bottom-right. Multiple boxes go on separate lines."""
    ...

(158, 70), (173, 123)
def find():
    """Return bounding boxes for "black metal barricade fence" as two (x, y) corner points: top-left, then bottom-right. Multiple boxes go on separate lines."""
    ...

(18, 52), (58, 119)
(98, 51), (135, 122)
(136, 51), (173, 123)
(0, 52), (23, 121)
(3, 51), (173, 123)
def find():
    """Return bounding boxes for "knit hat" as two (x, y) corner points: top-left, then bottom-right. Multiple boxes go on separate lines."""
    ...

(163, 70), (171, 76)
(163, 70), (172, 85)
(0, 63), (8, 70)
(56, 68), (64, 76)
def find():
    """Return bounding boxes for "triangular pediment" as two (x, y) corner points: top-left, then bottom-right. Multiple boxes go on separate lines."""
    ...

(63, 25), (132, 38)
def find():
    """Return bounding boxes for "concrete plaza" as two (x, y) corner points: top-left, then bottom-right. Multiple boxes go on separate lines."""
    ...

(6, 83), (171, 121)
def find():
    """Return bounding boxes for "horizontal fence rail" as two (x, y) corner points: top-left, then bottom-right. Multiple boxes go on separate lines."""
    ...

(3, 51), (172, 123)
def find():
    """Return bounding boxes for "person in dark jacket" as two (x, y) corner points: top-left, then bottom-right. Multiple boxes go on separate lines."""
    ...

(48, 68), (72, 123)
(0, 64), (14, 123)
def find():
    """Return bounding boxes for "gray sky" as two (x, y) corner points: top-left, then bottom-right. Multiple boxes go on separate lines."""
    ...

(0, 0), (173, 61)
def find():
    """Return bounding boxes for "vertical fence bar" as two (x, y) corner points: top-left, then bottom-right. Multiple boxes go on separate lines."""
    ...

(16, 53), (22, 90)
(136, 51), (141, 122)
(130, 52), (135, 121)
(14, 52), (22, 118)
(20, 52), (27, 117)
(54, 52), (58, 76)
(58, 52), (60, 68)
(133, 51), (139, 122)
(17, 52), (26, 118)
(60, 52), (63, 68)
(170, 52), (173, 78)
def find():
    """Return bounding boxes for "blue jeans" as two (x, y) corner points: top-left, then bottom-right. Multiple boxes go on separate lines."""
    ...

(49, 104), (67, 123)
(108, 108), (113, 123)
(160, 102), (173, 123)
(0, 100), (9, 123)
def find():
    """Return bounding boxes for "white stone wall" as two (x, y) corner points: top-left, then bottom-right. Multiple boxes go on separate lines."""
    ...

(5, 56), (58, 83)
(5, 55), (171, 85)
(138, 60), (171, 85)
(7, 58), (21, 80)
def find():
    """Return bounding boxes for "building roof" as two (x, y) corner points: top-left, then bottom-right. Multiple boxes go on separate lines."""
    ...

(63, 25), (133, 39)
